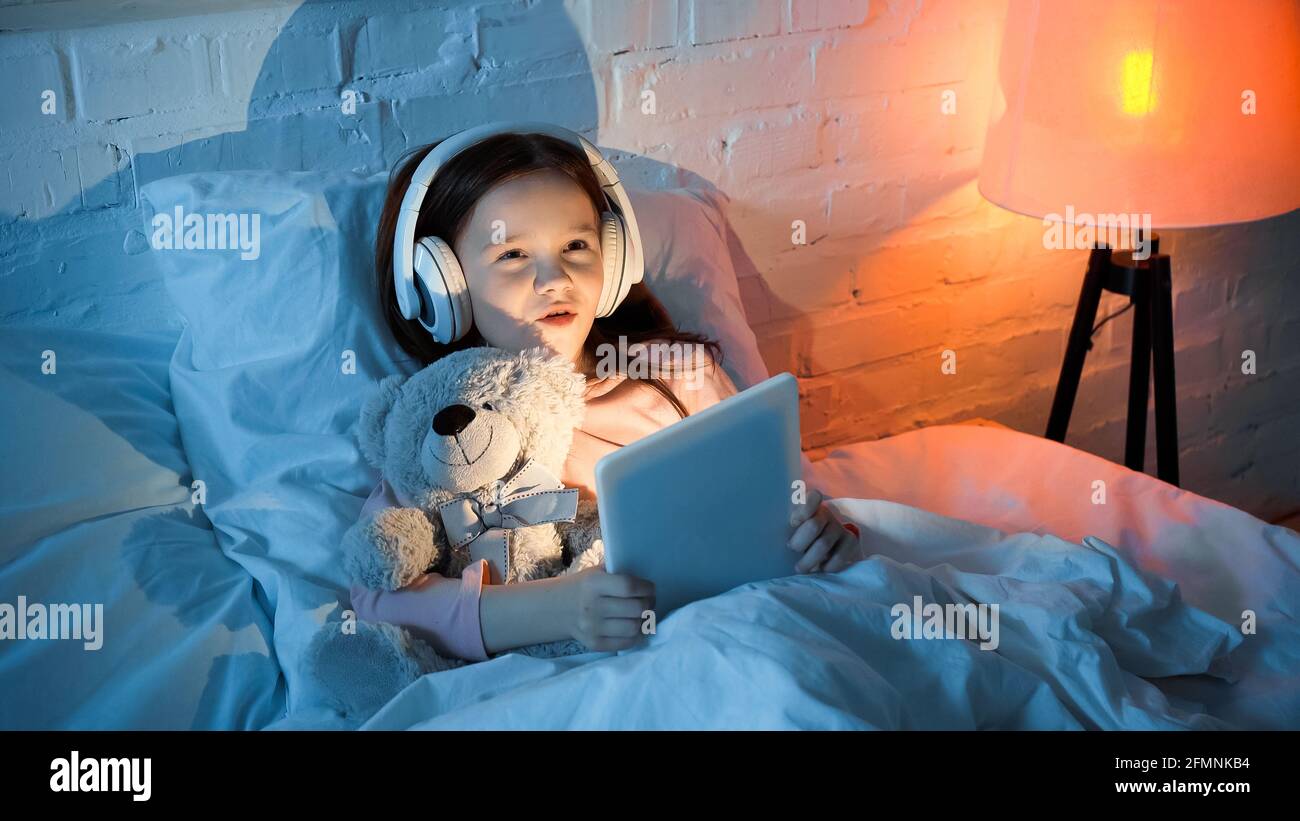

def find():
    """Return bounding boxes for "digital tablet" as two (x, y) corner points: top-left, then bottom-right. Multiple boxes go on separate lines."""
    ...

(594, 371), (801, 615)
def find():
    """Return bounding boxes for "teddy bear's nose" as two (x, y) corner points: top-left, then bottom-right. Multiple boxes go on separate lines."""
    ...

(432, 403), (476, 437)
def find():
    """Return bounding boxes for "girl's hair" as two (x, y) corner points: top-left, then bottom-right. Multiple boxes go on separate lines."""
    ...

(374, 131), (724, 418)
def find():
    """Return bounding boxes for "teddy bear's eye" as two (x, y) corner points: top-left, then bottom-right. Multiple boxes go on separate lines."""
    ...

(482, 402), (495, 412)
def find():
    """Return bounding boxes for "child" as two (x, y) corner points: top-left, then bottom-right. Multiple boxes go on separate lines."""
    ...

(353, 130), (862, 663)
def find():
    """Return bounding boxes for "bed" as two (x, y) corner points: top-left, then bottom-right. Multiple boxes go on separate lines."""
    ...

(2, 168), (1295, 730)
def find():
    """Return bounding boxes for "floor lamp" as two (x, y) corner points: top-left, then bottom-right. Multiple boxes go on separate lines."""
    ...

(977, 0), (1300, 486)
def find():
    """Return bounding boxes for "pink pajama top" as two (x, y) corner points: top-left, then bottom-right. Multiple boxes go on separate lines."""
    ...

(349, 354), (740, 661)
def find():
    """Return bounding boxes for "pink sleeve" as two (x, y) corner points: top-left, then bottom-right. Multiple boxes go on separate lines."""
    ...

(349, 563), (489, 662)
(349, 477), (490, 662)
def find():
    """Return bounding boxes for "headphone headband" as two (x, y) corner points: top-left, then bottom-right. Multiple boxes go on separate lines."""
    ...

(393, 121), (645, 330)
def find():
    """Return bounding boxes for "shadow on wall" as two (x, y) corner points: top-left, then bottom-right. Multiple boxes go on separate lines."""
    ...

(1, 0), (811, 433)
(0, 0), (1003, 465)
(0, 0), (750, 328)
(1, 0), (836, 434)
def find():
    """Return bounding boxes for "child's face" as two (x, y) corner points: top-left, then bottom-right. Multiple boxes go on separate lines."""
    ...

(452, 170), (605, 365)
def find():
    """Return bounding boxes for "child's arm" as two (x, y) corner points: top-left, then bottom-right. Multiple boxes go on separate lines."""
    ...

(347, 479), (489, 661)
(352, 559), (653, 657)
(478, 574), (575, 652)
(353, 479), (654, 657)
(480, 567), (655, 654)
(350, 562), (489, 661)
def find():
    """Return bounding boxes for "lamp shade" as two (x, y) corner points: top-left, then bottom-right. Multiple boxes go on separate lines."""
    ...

(979, 0), (1300, 228)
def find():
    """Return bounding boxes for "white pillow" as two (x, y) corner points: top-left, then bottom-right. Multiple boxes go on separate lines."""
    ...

(628, 186), (769, 389)
(138, 169), (764, 714)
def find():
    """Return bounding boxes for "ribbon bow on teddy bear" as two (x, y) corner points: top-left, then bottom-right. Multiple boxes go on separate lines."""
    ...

(437, 457), (579, 585)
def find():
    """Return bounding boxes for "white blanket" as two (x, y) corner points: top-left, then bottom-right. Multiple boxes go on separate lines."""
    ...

(260, 425), (1297, 731)
(348, 499), (1251, 730)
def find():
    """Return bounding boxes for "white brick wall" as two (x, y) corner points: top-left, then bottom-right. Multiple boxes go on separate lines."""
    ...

(0, 0), (1296, 522)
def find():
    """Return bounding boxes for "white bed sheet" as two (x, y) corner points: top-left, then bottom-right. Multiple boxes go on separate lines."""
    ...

(272, 425), (1298, 730)
(0, 327), (285, 729)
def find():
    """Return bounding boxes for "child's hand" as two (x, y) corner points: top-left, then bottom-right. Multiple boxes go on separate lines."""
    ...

(788, 486), (863, 574)
(565, 567), (656, 652)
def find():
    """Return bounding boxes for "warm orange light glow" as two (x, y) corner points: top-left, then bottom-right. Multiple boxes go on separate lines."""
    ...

(1120, 50), (1156, 116)
(979, 0), (1300, 228)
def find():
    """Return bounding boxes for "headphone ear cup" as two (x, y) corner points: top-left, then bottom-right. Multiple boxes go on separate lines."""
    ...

(412, 236), (472, 344)
(597, 210), (627, 318)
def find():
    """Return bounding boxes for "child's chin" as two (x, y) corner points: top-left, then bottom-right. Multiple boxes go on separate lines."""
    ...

(536, 321), (588, 354)
(531, 333), (577, 361)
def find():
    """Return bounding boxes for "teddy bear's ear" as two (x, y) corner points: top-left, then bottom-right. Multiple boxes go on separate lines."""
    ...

(357, 373), (406, 469)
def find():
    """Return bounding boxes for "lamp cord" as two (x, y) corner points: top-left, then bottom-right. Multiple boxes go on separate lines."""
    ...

(1087, 301), (1134, 349)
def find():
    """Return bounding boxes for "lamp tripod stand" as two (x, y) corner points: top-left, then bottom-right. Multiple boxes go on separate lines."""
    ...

(1044, 233), (1180, 487)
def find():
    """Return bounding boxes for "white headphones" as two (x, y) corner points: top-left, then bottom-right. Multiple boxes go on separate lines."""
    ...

(393, 121), (645, 344)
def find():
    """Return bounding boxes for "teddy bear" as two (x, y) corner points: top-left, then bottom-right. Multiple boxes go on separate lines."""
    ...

(308, 345), (605, 721)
